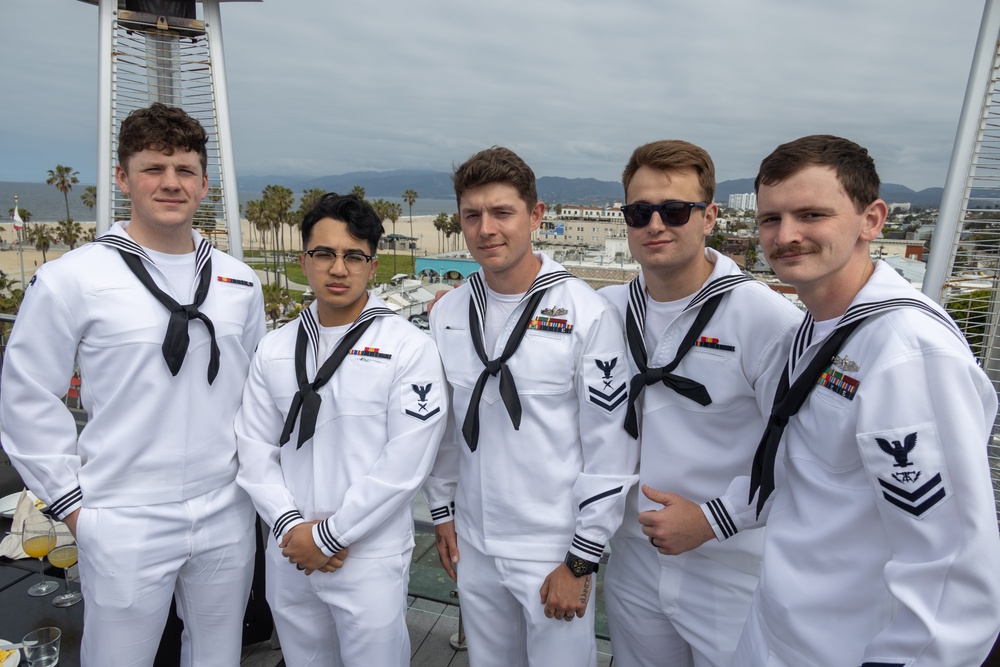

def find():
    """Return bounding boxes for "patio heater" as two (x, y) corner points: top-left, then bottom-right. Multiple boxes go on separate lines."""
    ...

(77, 0), (258, 259)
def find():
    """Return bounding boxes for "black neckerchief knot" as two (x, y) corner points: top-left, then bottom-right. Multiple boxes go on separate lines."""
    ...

(460, 268), (576, 452)
(279, 307), (388, 449)
(623, 278), (724, 439)
(462, 288), (546, 452)
(116, 248), (220, 384)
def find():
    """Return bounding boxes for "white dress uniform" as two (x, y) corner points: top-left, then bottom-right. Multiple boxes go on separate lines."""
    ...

(599, 249), (801, 667)
(423, 252), (638, 667)
(0, 222), (266, 666)
(701, 261), (1000, 667)
(236, 295), (446, 667)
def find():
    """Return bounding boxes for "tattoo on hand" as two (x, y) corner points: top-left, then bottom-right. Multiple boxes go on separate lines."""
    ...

(580, 575), (591, 604)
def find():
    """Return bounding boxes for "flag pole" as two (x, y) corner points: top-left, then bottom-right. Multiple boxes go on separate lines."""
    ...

(12, 196), (25, 291)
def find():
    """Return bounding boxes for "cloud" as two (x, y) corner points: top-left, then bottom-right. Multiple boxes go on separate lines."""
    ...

(0, 0), (983, 190)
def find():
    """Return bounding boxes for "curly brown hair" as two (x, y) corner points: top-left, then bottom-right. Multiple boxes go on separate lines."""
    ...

(117, 103), (208, 173)
(453, 146), (537, 210)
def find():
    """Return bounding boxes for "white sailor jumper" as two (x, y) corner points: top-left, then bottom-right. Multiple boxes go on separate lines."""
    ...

(703, 262), (1000, 667)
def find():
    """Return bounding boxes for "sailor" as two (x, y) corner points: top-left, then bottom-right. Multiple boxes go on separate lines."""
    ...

(657, 135), (1000, 666)
(0, 103), (266, 665)
(236, 193), (446, 667)
(422, 146), (637, 667)
(600, 140), (801, 667)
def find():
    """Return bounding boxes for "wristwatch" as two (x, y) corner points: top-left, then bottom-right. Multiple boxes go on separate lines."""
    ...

(564, 552), (599, 578)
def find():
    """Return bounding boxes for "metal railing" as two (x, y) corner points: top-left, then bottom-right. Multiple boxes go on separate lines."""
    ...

(923, 0), (1000, 524)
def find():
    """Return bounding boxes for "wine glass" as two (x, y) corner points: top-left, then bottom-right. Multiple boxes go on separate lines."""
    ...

(48, 543), (82, 607)
(21, 515), (59, 596)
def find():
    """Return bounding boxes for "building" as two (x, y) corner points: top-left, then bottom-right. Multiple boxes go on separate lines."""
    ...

(727, 192), (757, 211)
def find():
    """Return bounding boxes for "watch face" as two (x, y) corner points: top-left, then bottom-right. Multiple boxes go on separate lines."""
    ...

(569, 557), (590, 577)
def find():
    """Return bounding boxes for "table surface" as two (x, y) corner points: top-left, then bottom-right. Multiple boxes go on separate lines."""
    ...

(0, 517), (82, 666)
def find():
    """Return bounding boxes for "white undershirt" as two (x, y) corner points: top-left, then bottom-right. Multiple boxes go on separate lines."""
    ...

(810, 317), (839, 344)
(144, 247), (197, 302)
(644, 292), (696, 359)
(484, 287), (526, 355)
(316, 322), (352, 363)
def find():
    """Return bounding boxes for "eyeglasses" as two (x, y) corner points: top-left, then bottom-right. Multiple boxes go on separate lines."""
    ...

(620, 201), (708, 228)
(304, 248), (374, 272)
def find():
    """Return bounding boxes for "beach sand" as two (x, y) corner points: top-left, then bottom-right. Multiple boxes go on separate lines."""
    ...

(0, 215), (467, 288)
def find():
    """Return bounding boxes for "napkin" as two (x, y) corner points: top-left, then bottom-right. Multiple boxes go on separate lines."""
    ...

(0, 489), (73, 559)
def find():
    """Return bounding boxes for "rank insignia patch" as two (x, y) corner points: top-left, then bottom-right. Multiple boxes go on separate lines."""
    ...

(694, 336), (735, 352)
(528, 316), (573, 334)
(541, 306), (568, 317)
(817, 366), (859, 400)
(350, 346), (392, 360)
(217, 276), (254, 287)
(403, 381), (441, 421)
(858, 424), (951, 520)
(832, 354), (860, 372)
(586, 356), (627, 412)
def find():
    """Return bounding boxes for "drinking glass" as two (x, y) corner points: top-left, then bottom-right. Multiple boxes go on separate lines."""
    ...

(22, 626), (60, 667)
(48, 544), (82, 607)
(21, 515), (58, 597)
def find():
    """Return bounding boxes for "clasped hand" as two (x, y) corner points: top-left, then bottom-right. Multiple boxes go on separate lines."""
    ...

(280, 521), (349, 575)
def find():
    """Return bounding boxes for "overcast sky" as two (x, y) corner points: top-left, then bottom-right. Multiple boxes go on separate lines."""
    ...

(0, 0), (988, 190)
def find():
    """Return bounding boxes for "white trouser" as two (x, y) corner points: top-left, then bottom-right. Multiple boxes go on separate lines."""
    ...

(265, 539), (411, 667)
(604, 535), (758, 667)
(76, 481), (256, 667)
(731, 602), (814, 667)
(456, 535), (597, 667)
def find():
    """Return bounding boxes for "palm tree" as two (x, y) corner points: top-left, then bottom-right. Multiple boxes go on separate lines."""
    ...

(81, 186), (97, 211)
(386, 202), (403, 276)
(26, 223), (56, 263)
(261, 282), (292, 325)
(350, 185), (366, 201)
(0, 271), (23, 316)
(403, 189), (418, 266)
(46, 165), (79, 222)
(294, 188), (326, 250)
(195, 186), (223, 230)
(433, 212), (449, 253)
(744, 237), (759, 272)
(447, 214), (462, 251)
(262, 185), (295, 290)
(56, 220), (84, 250)
(0, 271), (19, 295)
(245, 199), (270, 281)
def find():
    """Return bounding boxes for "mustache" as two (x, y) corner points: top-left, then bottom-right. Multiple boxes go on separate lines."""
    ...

(770, 244), (817, 260)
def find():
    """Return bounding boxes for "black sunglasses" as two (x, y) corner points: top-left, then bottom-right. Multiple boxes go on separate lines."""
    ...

(620, 201), (708, 228)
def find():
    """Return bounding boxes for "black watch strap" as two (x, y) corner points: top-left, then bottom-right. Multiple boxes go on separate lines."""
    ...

(564, 551), (599, 577)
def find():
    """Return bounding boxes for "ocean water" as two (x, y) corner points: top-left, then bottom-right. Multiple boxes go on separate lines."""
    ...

(0, 182), (457, 225)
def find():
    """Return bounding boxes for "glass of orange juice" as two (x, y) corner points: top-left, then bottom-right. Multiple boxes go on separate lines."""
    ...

(21, 515), (58, 596)
(49, 543), (82, 607)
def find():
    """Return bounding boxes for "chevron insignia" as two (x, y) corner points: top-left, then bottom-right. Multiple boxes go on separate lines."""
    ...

(860, 425), (951, 520)
(589, 383), (626, 412)
(402, 380), (441, 422)
(877, 472), (946, 517)
(586, 355), (627, 412)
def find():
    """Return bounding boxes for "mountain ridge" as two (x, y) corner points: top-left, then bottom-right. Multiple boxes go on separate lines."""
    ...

(236, 170), (945, 207)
